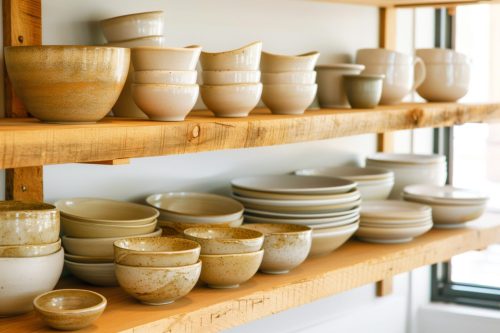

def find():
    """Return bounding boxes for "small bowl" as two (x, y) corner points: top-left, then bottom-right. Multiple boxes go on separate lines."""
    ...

(241, 223), (312, 274)
(260, 51), (320, 72)
(115, 261), (201, 305)
(262, 83), (317, 115)
(200, 41), (262, 71)
(0, 201), (59, 246)
(200, 83), (262, 118)
(64, 260), (118, 287)
(343, 74), (384, 108)
(100, 11), (164, 42)
(114, 237), (200, 267)
(0, 239), (61, 257)
(33, 289), (107, 331)
(199, 250), (264, 288)
(131, 45), (202, 71)
(107, 36), (165, 48)
(183, 227), (264, 254)
(133, 70), (197, 85)
(309, 222), (359, 257)
(202, 70), (261, 85)
(261, 71), (317, 85)
(132, 84), (199, 121)
(61, 217), (157, 238)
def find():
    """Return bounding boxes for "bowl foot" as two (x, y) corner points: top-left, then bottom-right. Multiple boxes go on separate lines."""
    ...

(140, 299), (175, 306)
(260, 269), (290, 275)
(207, 284), (240, 289)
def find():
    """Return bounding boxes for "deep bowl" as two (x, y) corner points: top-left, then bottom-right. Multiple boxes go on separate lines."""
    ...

(262, 83), (317, 115)
(200, 83), (262, 118)
(200, 42), (262, 71)
(100, 11), (164, 42)
(184, 227), (264, 254)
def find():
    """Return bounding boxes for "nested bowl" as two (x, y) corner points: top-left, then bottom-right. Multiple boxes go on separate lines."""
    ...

(0, 239), (61, 257)
(100, 11), (164, 42)
(183, 227), (264, 255)
(200, 42), (262, 71)
(61, 216), (157, 238)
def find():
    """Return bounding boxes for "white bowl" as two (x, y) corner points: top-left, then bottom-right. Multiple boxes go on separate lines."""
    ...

(261, 71), (316, 85)
(261, 51), (320, 72)
(0, 248), (64, 316)
(107, 36), (165, 48)
(61, 217), (157, 238)
(201, 70), (261, 85)
(133, 70), (197, 85)
(316, 64), (365, 108)
(64, 260), (118, 287)
(356, 222), (432, 244)
(310, 222), (358, 256)
(100, 11), (164, 42)
(357, 181), (394, 201)
(200, 83), (262, 118)
(131, 45), (202, 71)
(262, 84), (317, 115)
(132, 84), (199, 121)
(295, 166), (394, 182)
(403, 184), (488, 205)
(200, 42), (262, 71)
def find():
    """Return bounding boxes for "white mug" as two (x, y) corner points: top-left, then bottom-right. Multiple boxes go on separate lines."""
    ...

(356, 48), (426, 105)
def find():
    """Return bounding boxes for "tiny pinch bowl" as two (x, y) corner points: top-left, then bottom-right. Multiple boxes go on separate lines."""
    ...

(183, 227), (264, 254)
(33, 289), (106, 331)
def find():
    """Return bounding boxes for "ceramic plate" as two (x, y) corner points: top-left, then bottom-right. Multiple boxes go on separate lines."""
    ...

(295, 166), (394, 182)
(403, 184), (488, 204)
(239, 198), (362, 214)
(232, 190), (360, 207)
(361, 200), (431, 219)
(366, 153), (446, 165)
(244, 206), (360, 219)
(232, 187), (361, 200)
(244, 210), (359, 226)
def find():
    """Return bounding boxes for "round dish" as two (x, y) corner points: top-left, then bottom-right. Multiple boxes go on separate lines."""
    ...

(184, 227), (264, 255)
(403, 184), (488, 204)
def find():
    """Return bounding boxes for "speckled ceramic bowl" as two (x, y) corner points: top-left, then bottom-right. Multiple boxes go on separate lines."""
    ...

(183, 227), (264, 254)
(115, 260), (201, 305)
(33, 289), (106, 331)
(0, 239), (61, 257)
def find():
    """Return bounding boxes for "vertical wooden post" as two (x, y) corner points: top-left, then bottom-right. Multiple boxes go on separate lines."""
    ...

(3, 0), (43, 201)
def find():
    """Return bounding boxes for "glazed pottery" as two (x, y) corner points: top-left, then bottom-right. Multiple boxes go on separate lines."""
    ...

(316, 64), (365, 108)
(200, 83), (262, 117)
(0, 239), (61, 257)
(200, 42), (262, 71)
(260, 51), (320, 72)
(158, 217), (244, 233)
(343, 74), (384, 108)
(131, 45), (202, 71)
(261, 71), (316, 85)
(262, 83), (317, 115)
(107, 36), (165, 48)
(309, 222), (358, 256)
(64, 261), (117, 287)
(61, 217), (157, 238)
(100, 11), (164, 42)
(64, 254), (114, 264)
(134, 70), (198, 85)
(184, 227), (264, 254)
(202, 70), (261, 85)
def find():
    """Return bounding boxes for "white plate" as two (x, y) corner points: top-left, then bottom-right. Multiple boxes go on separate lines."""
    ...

(403, 184), (488, 204)
(355, 222), (432, 243)
(232, 190), (360, 207)
(361, 200), (432, 219)
(295, 166), (394, 182)
(231, 175), (356, 195)
(361, 216), (432, 225)
(244, 211), (359, 226)
(239, 198), (362, 214)
(366, 153), (446, 165)
(244, 206), (360, 219)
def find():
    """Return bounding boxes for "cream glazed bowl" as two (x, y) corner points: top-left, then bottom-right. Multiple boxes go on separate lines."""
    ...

(202, 70), (261, 85)
(100, 11), (164, 42)
(200, 83), (262, 117)
(134, 70), (198, 85)
(0, 239), (61, 257)
(183, 227), (264, 254)
(261, 51), (320, 72)
(200, 41), (262, 71)
(242, 223), (312, 274)
(261, 71), (317, 85)
(262, 83), (317, 115)
(131, 45), (202, 71)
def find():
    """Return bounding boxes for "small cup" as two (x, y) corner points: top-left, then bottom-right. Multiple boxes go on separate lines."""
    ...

(343, 74), (385, 109)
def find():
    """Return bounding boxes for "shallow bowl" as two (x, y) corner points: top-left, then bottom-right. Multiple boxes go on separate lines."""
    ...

(262, 83), (317, 115)
(261, 51), (320, 72)
(61, 217), (157, 238)
(0, 239), (61, 257)
(100, 11), (164, 42)
(343, 74), (384, 109)
(158, 217), (244, 233)
(184, 227), (264, 254)
(107, 36), (165, 48)
(309, 222), (359, 257)
(64, 260), (117, 287)
(200, 42), (262, 71)
(131, 45), (202, 71)
(200, 83), (262, 118)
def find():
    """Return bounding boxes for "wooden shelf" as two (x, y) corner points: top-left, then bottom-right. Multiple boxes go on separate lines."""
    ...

(328, 0), (498, 7)
(2, 214), (500, 333)
(0, 103), (499, 169)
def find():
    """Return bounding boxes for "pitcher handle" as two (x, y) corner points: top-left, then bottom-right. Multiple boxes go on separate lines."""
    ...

(412, 56), (426, 90)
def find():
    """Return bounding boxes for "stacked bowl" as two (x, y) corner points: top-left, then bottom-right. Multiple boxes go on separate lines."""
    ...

(114, 237), (201, 305)
(131, 45), (201, 121)
(200, 42), (263, 117)
(0, 201), (64, 317)
(56, 198), (159, 286)
(146, 192), (244, 235)
(295, 166), (394, 200)
(184, 227), (264, 288)
(366, 153), (447, 199)
(357, 200), (433, 244)
(403, 184), (488, 228)
(261, 51), (319, 115)
(231, 175), (360, 257)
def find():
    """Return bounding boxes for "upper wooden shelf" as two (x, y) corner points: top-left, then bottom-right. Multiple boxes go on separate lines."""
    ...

(330, 0), (498, 7)
(2, 214), (499, 333)
(0, 103), (499, 169)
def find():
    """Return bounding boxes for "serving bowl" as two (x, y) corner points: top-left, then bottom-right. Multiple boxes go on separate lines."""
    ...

(200, 42), (262, 71)
(100, 11), (164, 42)
(5, 46), (129, 123)
(315, 64), (365, 108)
(114, 237), (200, 267)
(200, 83), (262, 117)
(64, 261), (117, 287)
(33, 289), (107, 331)
(131, 45), (202, 71)
(61, 217), (157, 238)
(0, 239), (61, 257)
(262, 83), (317, 115)
(115, 261), (201, 305)
(134, 70), (198, 85)
(309, 222), (358, 256)
(184, 227), (264, 254)
(202, 70), (261, 85)
(261, 51), (320, 72)
(261, 71), (316, 85)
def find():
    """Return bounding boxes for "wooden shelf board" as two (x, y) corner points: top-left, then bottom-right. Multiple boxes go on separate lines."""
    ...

(2, 214), (500, 333)
(322, 0), (498, 7)
(0, 103), (499, 169)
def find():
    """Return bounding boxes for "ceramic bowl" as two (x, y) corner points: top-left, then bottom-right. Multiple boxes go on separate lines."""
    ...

(261, 51), (320, 72)
(261, 71), (316, 85)
(242, 223), (312, 274)
(100, 11), (164, 42)
(295, 166), (394, 182)
(115, 261), (201, 305)
(64, 253), (114, 264)
(199, 250), (264, 288)
(132, 84), (199, 121)
(0, 239), (61, 257)
(343, 74), (384, 108)
(131, 45), (202, 71)
(357, 181), (394, 201)
(0, 201), (60, 246)
(5, 46), (129, 123)
(158, 217), (244, 233)
(61, 217), (157, 238)
(200, 42), (262, 71)
(146, 192), (244, 224)
(134, 70), (197, 85)
(64, 260), (118, 287)
(200, 83), (262, 117)
(33, 289), (107, 331)
(107, 36), (165, 48)
(356, 223), (432, 243)
(309, 222), (358, 257)
(201, 70), (261, 85)
(184, 227), (264, 254)
(114, 237), (200, 267)
(0, 248), (64, 317)
(61, 228), (162, 257)
(262, 83), (317, 115)
(315, 64), (365, 108)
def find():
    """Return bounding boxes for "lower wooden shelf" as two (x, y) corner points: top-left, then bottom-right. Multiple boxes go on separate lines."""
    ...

(2, 214), (500, 333)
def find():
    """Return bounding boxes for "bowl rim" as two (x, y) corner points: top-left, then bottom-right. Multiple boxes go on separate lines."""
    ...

(113, 236), (201, 254)
(0, 200), (56, 214)
(62, 228), (162, 242)
(199, 249), (264, 258)
(201, 41), (262, 56)
(100, 10), (164, 24)
(115, 259), (202, 270)
(184, 226), (264, 242)
(33, 288), (107, 314)
(131, 45), (202, 52)
(261, 50), (320, 59)
(241, 223), (312, 235)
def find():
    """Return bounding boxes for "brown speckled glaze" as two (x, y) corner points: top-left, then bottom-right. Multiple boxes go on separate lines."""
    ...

(184, 227), (263, 255)
(0, 239), (61, 257)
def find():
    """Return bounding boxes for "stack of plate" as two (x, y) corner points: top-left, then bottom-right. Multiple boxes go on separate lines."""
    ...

(295, 166), (394, 200)
(403, 184), (488, 228)
(231, 175), (361, 256)
(357, 200), (433, 244)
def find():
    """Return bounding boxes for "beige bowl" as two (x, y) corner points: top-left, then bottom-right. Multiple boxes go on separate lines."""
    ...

(131, 45), (202, 71)
(242, 224), (312, 274)
(261, 51), (320, 72)
(262, 83), (317, 115)
(202, 70), (261, 85)
(33, 289), (107, 331)
(261, 71), (317, 85)
(115, 261), (201, 305)
(0, 248), (64, 317)
(0, 239), (61, 257)
(310, 222), (359, 257)
(61, 217), (157, 238)
(200, 83), (262, 118)
(100, 11), (164, 42)
(64, 260), (118, 287)
(5, 46), (129, 123)
(199, 250), (264, 288)
(184, 227), (264, 255)
(0, 201), (60, 246)
(158, 217), (244, 234)
(65, 253), (114, 264)
(133, 70), (197, 85)
(132, 83), (199, 121)
(61, 228), (162, 257)
(114, 237), (200, 267)
(200, 41), (262, 71)
(107, 36), (165, 48)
